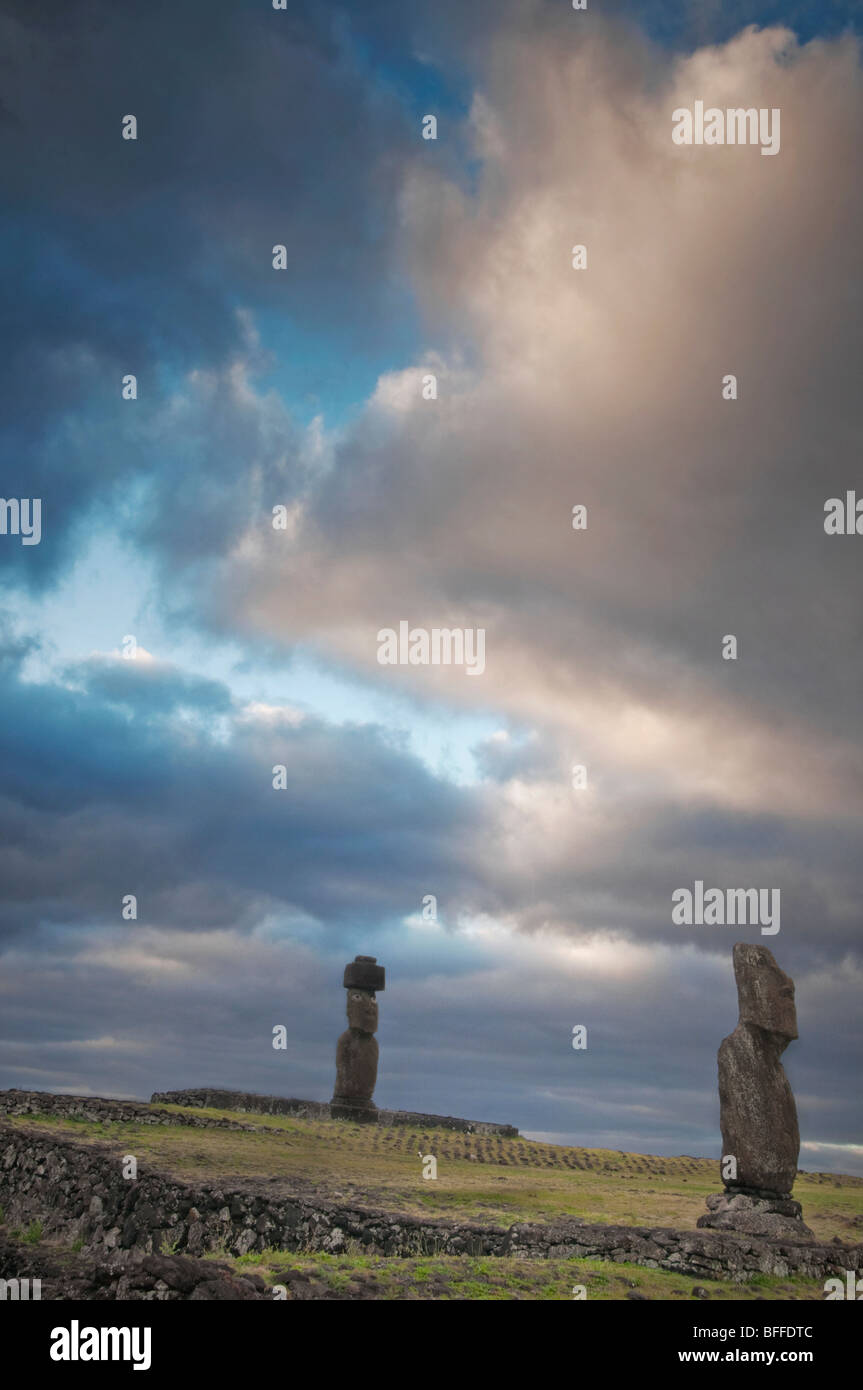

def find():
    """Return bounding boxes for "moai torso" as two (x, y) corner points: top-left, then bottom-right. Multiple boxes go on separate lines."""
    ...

(334, 991), (379, 1104)
(718, 1024), (799, 1192)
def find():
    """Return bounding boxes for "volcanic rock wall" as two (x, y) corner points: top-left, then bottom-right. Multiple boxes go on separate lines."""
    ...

(2, 1121), (858, 1284)
(0, 1089), (258, 1131)
(151, 1087), (519, 1136)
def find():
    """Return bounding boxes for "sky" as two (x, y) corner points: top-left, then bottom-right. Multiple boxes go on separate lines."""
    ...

(1, 0), (861, 1175)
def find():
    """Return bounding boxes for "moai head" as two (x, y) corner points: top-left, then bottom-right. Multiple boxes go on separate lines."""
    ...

(733, 942), (797, 1041)
(343, 955), (385, 1035)
(347, 989), (378, 1033)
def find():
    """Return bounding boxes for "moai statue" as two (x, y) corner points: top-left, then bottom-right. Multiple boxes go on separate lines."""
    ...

(331, 955), (385, 1123)
(697, 942), (813, 1240)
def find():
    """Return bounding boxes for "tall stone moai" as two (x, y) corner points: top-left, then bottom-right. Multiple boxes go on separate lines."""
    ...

(331, 955), (385, 1123)
(698, 942), (813, 1241)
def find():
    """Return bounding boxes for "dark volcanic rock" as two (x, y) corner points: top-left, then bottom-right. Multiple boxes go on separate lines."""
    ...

(332, 955), (384, 1119)
(0, 1089), (261, 1132)
(698, 1189), (813, 1241)
(717, 944), (800, 1192)
(0, 1232), (268, 1301)
(699, 943), (813, 1240)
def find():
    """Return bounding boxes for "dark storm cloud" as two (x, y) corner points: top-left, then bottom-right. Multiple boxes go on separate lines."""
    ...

(0, 631), (487, 943)
(0, 0), (422, 585)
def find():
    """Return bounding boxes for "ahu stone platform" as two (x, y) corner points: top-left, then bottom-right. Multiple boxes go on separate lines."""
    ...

(150, 1087), (519, 1137)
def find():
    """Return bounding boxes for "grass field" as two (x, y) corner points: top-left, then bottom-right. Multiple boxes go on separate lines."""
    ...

(10, 1103), (863, 1246)
(206, 1247), (835, 1300)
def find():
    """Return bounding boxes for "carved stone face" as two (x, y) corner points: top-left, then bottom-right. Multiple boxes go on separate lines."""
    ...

(734, 943), (797, 1040)
(347, 989), (378, 1033)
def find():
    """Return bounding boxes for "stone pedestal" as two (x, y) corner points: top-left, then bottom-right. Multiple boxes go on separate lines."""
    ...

(697, 1188), (814, 1242)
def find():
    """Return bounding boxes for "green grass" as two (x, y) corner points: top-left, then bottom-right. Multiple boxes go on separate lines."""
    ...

(7, 1100), (860, 1301)
(217, 1248), (834, 1301)
(11, 1104), (861, 1244)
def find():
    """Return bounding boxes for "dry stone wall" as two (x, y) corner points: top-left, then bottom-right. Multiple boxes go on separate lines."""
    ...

(151, 1086), (519, 1136)
(2, 1121), (859, 1285)
(0, 1089), (260, 1131)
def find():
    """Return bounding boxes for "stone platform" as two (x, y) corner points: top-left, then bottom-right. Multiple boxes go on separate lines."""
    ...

(697, 1187), (814, 1241)
(150, 1087), (519, 1136)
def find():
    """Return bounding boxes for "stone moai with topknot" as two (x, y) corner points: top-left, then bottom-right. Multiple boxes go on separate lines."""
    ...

(697, 942), (813, 1241)
(331, 955), (385, 1123)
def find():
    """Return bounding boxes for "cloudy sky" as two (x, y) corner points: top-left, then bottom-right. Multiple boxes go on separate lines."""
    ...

(1, 0), (861, 1174)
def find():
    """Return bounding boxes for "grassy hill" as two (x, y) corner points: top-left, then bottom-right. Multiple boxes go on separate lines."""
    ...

(10, 1102), (862, 1236)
